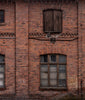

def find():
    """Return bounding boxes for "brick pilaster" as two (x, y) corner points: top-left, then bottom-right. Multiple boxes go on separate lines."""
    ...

(15, 1), (28, 96)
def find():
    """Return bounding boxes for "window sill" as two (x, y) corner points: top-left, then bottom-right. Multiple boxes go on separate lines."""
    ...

(39, 87), (67, 91)
(0, 23), (6, 26)
(0, 87), (6, 91)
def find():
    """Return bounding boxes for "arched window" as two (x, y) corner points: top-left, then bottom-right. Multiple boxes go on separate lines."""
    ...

(43, 9), (62, 33)
(0, 55), (5, 88)
(40, 54), (67, 89)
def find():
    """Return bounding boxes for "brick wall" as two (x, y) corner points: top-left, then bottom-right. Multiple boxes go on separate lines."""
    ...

(0, 0), (84, 98)
(28, 1), (78, 96)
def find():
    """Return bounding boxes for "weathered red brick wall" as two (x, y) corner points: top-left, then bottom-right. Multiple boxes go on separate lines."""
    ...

(0, 39), (15, 95)
(0, 2), (15, 33)
(29, 40), (78, 96)
(78, 0), (85, 89)
(16, 1), (28, 96)
(28, 2), (78, 96)
(0, 2), (15, 95)
(0, 0), (84, 98)
(28, 2), (77, 33)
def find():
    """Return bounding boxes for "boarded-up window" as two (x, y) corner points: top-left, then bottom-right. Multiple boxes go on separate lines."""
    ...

(40, 54), (66, 88)
(0, 55), (5, 88)
(43, 9), (62, 33)
(0, 10), (4, 23)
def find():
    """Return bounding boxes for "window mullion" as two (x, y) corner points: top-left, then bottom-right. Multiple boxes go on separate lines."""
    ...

(57, 55), (59, 87)
(48, 55), (50, 87)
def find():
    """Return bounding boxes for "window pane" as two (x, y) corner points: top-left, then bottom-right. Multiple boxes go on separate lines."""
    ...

(59, 55), (66, 63)
(58, 79), (66, 87)
(0, 66), (4, 72)
(0, 80), (4, 87)
(41, 80), (48, 87)
(41, 72), (48, 79)
(40, 55), (48, 62)
(50, 80), (57, 86)
(50, 65), (57, 72)
(50, 73), (57, 79)
(0, 55), (4, 63)
(49, 55), (56, 62)
(59, 65), (66, 73)
(40, 65), (48, 72)
(59, 73), (66, 79)
(0, 74), (4, 79)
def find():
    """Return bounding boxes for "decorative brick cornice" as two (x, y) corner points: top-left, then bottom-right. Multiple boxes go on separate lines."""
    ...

(0, 32), (15, 38)
(28, 32), (78, 41)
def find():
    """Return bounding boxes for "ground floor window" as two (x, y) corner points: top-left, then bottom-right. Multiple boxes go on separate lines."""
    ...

(40, 54), (67, 88)
(0, 55), (5, 88)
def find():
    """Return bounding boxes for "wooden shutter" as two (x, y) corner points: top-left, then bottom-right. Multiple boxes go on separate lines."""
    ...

(54, 10), (62, 33)
(44, 10), (53, 32)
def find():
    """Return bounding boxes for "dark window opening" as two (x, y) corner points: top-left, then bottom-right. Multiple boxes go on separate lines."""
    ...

(0, 10), (4, 23)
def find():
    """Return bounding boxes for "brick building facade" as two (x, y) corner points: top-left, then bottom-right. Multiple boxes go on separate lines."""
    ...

(0, 0), (84, 99)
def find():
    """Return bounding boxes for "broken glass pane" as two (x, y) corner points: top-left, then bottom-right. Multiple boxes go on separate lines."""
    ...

(58, 79), (66, 87)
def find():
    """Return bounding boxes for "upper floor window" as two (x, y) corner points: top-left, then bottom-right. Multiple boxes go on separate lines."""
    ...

(0, 54), (5, 88)
(43, 9), (62, 33)
(40, 54), (67, 89)
(0, 10), (4, 23)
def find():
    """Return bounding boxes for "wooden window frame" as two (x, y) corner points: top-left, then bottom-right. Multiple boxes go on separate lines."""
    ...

(43, 9), (62, 34)
(40, 54), (67, 90)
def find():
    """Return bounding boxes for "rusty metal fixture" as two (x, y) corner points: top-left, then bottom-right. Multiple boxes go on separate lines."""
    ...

(50, 37), (56, 43)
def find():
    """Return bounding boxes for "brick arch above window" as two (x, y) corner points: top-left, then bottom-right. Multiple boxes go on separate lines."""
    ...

(40, 51), (67, 57)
